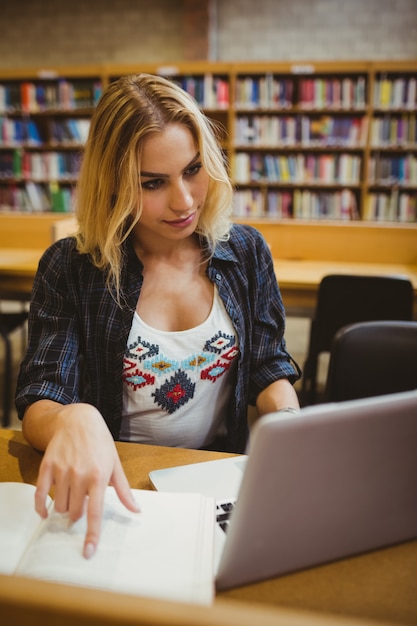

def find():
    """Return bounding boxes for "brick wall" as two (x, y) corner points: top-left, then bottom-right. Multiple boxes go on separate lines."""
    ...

(0, 0), (416, 69)
(0, 0), (183, 69)
(215, 0), (417, 61)
(183, 0), (210, 60)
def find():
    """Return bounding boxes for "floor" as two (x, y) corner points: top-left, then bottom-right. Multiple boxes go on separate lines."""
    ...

(1, 310), (328, 431)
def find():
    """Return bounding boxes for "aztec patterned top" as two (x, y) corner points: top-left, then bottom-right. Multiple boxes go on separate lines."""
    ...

(121, 287), (239, 448)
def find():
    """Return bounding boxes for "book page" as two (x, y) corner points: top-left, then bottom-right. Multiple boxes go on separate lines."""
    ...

(0, 482), (52, 575)
(16, 487), (215, 605)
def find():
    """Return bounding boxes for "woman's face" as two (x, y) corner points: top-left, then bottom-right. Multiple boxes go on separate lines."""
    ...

(133, 123), (210, 246)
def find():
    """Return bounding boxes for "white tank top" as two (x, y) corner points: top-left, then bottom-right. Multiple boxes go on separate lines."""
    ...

(120, 287), (239, 448)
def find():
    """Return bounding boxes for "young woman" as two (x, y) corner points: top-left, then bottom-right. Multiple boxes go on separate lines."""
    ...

(16, 73), (300, 559)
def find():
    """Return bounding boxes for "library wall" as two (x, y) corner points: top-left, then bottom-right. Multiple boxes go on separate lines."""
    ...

(0, 0), (183, 68)
(0, 0), (416, 70)
(216, 0), (417, 61)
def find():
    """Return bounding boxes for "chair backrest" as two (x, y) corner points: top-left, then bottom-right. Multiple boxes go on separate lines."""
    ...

(311, 274), (414, 355)
(301, 273), (414, 405)
(325, 320), (417, 402)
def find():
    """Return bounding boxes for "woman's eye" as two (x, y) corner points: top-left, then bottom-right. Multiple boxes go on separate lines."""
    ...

(185, 163), (203, 176)
(142, 178), (164, 190)
(141, 164), (202, 189)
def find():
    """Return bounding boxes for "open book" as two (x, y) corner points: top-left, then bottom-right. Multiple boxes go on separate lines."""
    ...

(0, 482), (215, 605)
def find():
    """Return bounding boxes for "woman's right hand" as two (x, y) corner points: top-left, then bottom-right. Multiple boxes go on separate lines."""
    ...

(22, 400), (140, 559)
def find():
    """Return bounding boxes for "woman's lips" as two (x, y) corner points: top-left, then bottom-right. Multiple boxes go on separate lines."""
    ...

(164, 212), (196, 228)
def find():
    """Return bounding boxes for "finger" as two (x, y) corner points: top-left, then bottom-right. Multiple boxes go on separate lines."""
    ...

(67, 482), (88, 522)
(53, 473), (71, 514)
(35, 459), (55, 518)
(83, 486), (105, 559)
(110, 455), (140, 513)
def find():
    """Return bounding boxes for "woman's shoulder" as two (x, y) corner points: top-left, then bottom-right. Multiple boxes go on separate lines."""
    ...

(229, 222), (266, 241)
(39, 236), (80, 266)
(38, 237), (98, 280)
(227, 222), (270, 254)
(34, 237), (109, 301)
(211, 223), (272, 271)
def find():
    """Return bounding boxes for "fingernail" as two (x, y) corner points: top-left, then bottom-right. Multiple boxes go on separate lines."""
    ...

(84, 542), (96, 559)
(131, 496), (141, 512)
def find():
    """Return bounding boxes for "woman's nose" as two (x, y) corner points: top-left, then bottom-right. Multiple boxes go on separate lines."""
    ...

(169, 180), (193, 212)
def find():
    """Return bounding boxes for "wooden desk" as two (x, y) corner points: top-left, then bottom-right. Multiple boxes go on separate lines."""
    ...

(1, 247), (417, 319)
(0, 248), (44, 298)
(1, 429), (416, 626)
(274, 258), (417, 317)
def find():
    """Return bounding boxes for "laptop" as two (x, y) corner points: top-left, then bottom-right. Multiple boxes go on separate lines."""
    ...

(149, 389), (417, 591)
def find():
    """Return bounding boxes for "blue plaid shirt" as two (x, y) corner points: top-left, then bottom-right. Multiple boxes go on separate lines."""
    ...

(16, 223), (300, 452)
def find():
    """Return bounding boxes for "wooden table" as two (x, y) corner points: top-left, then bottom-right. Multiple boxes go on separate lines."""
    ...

(0, 248), (44, 299)
(1, 247), (417, 317)
(274, 258), (417, 316)
(1, 428), (416, 626)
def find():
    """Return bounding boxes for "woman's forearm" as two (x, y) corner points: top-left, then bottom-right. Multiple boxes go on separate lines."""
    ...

(256, 379), (300, 418)
(22, 399), (103, 452)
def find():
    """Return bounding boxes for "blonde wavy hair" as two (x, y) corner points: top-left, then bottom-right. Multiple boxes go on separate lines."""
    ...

(75, 73), (234, 300)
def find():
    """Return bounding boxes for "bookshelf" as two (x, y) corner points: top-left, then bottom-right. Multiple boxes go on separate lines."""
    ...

(0, 60), (416, 227)
(231, 62), (368, 221)
(0, 65), (102, 213)
(366, 61), (417, 222)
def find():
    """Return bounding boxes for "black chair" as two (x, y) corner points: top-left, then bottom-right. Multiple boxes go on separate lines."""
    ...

(301, 274), (414, 406)
(0, 311), (28, 427)
(325, 320), (417, 402)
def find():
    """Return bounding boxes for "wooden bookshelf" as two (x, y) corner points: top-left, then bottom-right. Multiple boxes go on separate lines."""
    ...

(0, 61), (416, 262)
(230, 61), (367, 222)
(0, 64), (103, 213)
(366, 60), (417, 222)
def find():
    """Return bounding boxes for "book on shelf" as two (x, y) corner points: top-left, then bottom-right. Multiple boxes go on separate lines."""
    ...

(48, 118), (90, 145)
(399, 191), (417, 221)
(0, 482), (215, 605)
(176, 74), (229, 109)
(0, 117), (45, 146)
(234, 114), (368, 148)
(0, 149), (20, 178)
(0, 184), (23, 211)
(369, 154), (417, 186)
(26, 119), (43, 145)
(299, 76), (366, 110)
(20, 82), (35, 113)
(233, 150), (361, 185)
(3, 79), (102, 113)
(215, 76), (229, 109)
(233, 188), (264, 217)
(25, 181), (49, 212)
(374, 75), (417, 109)
(233, 152), (250, 183)
(49, 181), (74, 212)
(19, 151), (82, 181)
(0, 182), (74, 213)
(293, 188), (358, 220)
(371, 114), (416, 148)
(364, 191), (417, 222)
(266, 190), (293, 218)
(67, 118), (90, 143)
(235, 75), (293, 109)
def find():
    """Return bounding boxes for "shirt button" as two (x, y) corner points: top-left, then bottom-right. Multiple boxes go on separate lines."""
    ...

(215, 274), (221, 281)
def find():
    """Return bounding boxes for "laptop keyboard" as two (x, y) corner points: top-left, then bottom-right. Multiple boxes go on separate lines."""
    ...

(216, 500), (236, 533)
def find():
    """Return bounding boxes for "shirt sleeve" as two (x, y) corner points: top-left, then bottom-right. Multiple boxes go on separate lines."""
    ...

(15, 241), (83, 420)
(246, 228), (301, 403)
